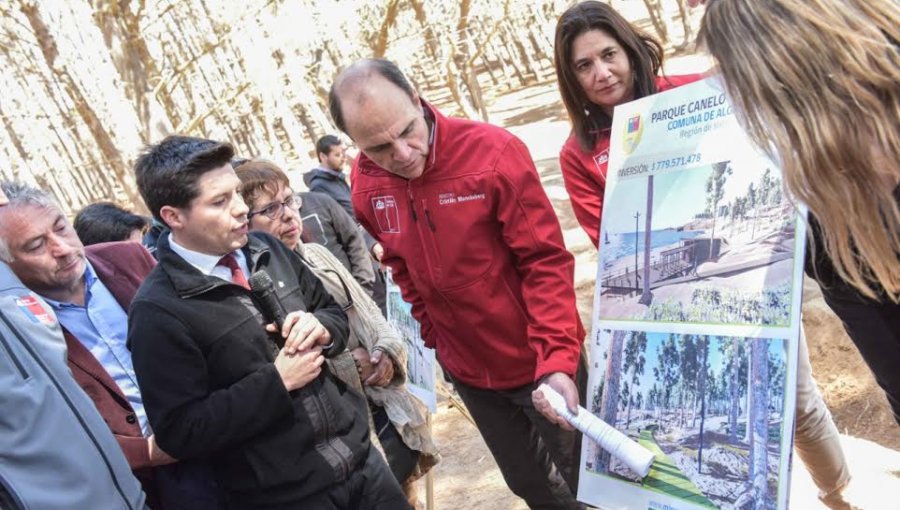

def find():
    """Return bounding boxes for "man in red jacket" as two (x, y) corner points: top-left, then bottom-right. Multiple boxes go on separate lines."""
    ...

(330, 59), (587, 509)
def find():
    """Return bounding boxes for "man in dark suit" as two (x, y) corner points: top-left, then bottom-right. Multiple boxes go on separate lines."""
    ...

(0, 181), (221, 509)
(129, 135), (408, 509)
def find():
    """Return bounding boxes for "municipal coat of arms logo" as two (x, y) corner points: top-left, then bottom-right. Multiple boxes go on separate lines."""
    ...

(622, 114), (644, 155)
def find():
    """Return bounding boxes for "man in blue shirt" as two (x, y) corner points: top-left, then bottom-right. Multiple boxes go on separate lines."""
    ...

(0, 185), (145, 510)
(0, 181), (221, 509)
(46, 256), (151, 433)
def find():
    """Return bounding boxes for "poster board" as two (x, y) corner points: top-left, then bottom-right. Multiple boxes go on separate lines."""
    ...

(579, 77), (805, 510)
(385, 268), (438, 413)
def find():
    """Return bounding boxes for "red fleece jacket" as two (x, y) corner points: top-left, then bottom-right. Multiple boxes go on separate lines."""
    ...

(352, 101), (584, 390)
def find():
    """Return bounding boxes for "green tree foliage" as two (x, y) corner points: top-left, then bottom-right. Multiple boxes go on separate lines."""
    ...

(706, 161), (733, 259)
(622, 331), (648, 427)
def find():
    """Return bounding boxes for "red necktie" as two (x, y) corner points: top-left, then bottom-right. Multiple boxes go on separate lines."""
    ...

(217, 253), (250, 290)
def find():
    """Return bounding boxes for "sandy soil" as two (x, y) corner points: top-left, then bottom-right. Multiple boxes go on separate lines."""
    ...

(801, 280), (900, 451)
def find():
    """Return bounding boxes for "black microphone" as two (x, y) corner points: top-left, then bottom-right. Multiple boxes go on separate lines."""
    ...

(249, 270), (287, 348)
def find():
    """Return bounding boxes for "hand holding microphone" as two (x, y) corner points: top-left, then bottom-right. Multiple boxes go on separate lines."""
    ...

(250, 271), (331, 354)
(250, 270), (329, 391)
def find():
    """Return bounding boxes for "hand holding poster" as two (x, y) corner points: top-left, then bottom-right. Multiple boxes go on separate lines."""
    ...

(579, 77), (805, 510)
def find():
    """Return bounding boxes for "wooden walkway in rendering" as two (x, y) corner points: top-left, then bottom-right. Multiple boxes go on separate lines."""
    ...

(601, 244), (695, 293)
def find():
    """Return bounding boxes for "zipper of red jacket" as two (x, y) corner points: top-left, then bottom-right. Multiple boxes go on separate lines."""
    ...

(408, 181), (442, 284)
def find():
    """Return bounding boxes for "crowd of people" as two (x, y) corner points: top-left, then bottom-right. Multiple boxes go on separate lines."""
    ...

(1, 1), (896, 509)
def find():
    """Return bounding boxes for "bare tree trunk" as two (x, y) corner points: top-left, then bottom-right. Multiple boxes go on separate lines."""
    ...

(597, 330), (626, 472)
(371, 0), (400, 58)
(503, 19), (541, 84)
(697, 337), (709, 473)
(729, 341), (740, 443)
(90, 0), (174, 142)
(749, 339), (769, 509)
(19, 1), (145, 212)
(408, 0), (440, 62)
(489, 33), (525, 86)
(674, 0), (693, 45)
(639, 175), (654, 304)
(445, 0), (487, 121)
(0, 102), (29, 162)
(640, 0), (669, 43)
(744, 350), (753, 443)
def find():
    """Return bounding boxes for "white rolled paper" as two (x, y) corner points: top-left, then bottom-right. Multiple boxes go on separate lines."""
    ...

(538, 384), (655, 478)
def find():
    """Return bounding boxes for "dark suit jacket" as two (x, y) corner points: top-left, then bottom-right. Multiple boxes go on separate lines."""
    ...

(61, 242), (158, 498)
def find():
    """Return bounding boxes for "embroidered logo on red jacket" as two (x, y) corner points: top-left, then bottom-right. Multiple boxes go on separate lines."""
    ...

(16, 294), (56, 327)
(438, 192), (486, 206)
(593, 149), (609, 173)
(372, 195), (401, 233)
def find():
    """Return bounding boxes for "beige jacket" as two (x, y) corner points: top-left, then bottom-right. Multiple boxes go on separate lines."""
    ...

(296, 242), (439, 475)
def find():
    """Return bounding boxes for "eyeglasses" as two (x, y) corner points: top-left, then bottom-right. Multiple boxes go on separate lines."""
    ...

(248, 194), (299, 220)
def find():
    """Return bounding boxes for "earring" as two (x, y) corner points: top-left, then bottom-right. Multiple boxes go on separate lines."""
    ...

(584, 105), (590, 116)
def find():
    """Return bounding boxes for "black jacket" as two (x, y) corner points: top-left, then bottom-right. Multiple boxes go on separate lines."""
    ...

(805, 185), (900, 303)
(304, 167), (354, 218)
(300, 191), (375, 293)
(304, 168), (378, 250)
(129, 232), (370, 507)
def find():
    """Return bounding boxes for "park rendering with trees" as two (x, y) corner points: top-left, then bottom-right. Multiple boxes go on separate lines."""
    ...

(586, 329), (789, 510)
(597, 159), (796, 328)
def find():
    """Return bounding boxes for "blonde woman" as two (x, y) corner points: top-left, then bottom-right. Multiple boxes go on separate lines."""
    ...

(235, 159), (438, 508)
(695, 0), (900, 427)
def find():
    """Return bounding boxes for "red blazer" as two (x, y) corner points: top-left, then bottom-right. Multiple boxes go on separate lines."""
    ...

(62, 242), (157, 496)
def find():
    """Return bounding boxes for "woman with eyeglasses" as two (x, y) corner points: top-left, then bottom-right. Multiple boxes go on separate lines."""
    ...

(235, 159), (438, 509)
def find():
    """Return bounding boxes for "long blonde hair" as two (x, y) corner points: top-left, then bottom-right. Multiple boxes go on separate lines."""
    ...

(698, 0), (900, 302)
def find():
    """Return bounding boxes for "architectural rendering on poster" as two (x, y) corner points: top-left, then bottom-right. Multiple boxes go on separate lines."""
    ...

(579, 78), (806, 510)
